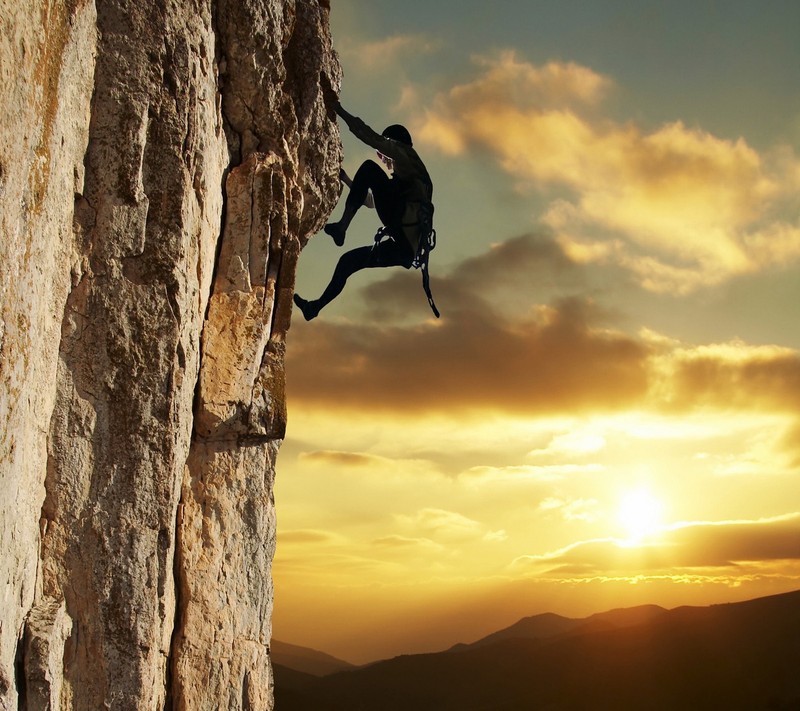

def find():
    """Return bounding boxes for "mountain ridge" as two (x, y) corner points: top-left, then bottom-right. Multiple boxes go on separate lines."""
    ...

(449, 603), (669, 652)
(271, 640), (356, 677)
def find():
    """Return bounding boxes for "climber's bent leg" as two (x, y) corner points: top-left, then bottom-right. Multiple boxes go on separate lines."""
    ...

(325, 161), (399, 246)
(294, 239), (413, 320)
(294, 246), (373, 320)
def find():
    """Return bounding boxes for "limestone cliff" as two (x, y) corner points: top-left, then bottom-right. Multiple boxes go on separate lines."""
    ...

(0, 1), (341, 708)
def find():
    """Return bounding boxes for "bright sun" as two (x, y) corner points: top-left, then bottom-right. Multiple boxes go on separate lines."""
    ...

(617, 488), (665, 541)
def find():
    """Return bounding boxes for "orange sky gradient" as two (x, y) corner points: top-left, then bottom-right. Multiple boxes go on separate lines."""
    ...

(273, 0), (800, 664)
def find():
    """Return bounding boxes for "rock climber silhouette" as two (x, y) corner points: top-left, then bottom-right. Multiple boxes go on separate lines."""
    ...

(293, 82), (436, 321)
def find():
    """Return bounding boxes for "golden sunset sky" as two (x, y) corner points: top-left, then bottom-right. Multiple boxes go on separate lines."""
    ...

(273, 0), (800, 664)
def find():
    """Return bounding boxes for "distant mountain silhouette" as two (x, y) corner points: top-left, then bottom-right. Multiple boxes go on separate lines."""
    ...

(271, 640), (355, 676)
(449, 604), (667, 651)
(447, 612), (578, 652)
(273, 589), (800, 711)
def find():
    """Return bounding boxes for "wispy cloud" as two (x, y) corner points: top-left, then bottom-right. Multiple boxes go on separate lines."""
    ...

(398, 508), (486, 543)
(339, 33), (440, 69)
(462, 464), (604, 484)
(538, 496), (602, 523)
(279, 529), (341, 545)
(299, 450), (392, 467)
(297, 449), (438, 479)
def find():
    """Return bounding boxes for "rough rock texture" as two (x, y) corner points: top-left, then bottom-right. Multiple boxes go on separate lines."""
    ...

(0, 1), (341, 709)
(23, 598), (72, 711)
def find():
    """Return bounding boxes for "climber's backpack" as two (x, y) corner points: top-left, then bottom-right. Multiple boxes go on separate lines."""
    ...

(372, 199), (440, 318)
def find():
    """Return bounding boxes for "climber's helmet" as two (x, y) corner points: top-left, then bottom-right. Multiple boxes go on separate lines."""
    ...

(381, 124), (413, 147)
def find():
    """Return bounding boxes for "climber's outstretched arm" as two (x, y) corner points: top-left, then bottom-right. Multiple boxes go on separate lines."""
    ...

(332, 99), (404, 160)
(320, 76), (406, 165)
(336, 104), (386, 150)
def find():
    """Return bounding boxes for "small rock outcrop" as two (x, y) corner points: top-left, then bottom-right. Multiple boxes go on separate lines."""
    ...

(0, 1), (341, 708)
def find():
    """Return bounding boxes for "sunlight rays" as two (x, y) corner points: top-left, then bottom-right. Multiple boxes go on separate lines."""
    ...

(616, 487), (666, 542)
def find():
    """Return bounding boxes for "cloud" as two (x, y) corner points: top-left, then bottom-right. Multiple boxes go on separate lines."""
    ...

(538, 497), (602, 523)
(398, 508), (486, 543)
(289, 242), (650, 415)
(654, 341), (800, 413)
(279, 529), (340, 545)
(483, 529), (508, 542)
(298, 450), (391, 468)
(529, 429), (607, 458)
(290, 233), (800, 423)
(780, 423), (800, 468)
(449, 232), (581, 286)
(358, 232), (584, 323)
(512, 514), (800, 576)
(667, 515), (800, 564)
(462, 464), (603, 484)
(417, 52), (800, 292)
(418, 52), (611, 155)
(339, 34), (440, 69)
(296, 449), (439, 481)
(289, 295), (649, 415)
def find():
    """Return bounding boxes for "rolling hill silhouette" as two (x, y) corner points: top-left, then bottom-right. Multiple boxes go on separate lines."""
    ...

(447, 604), (668, 652)
(271, 640), (355, 676)
(274, 589), (800, 710)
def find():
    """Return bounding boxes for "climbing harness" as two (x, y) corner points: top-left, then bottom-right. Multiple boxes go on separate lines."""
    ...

(371, 200), (440, 318)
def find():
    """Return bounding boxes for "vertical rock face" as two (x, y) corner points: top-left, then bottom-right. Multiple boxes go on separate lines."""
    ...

(0, 1), (341, 709)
